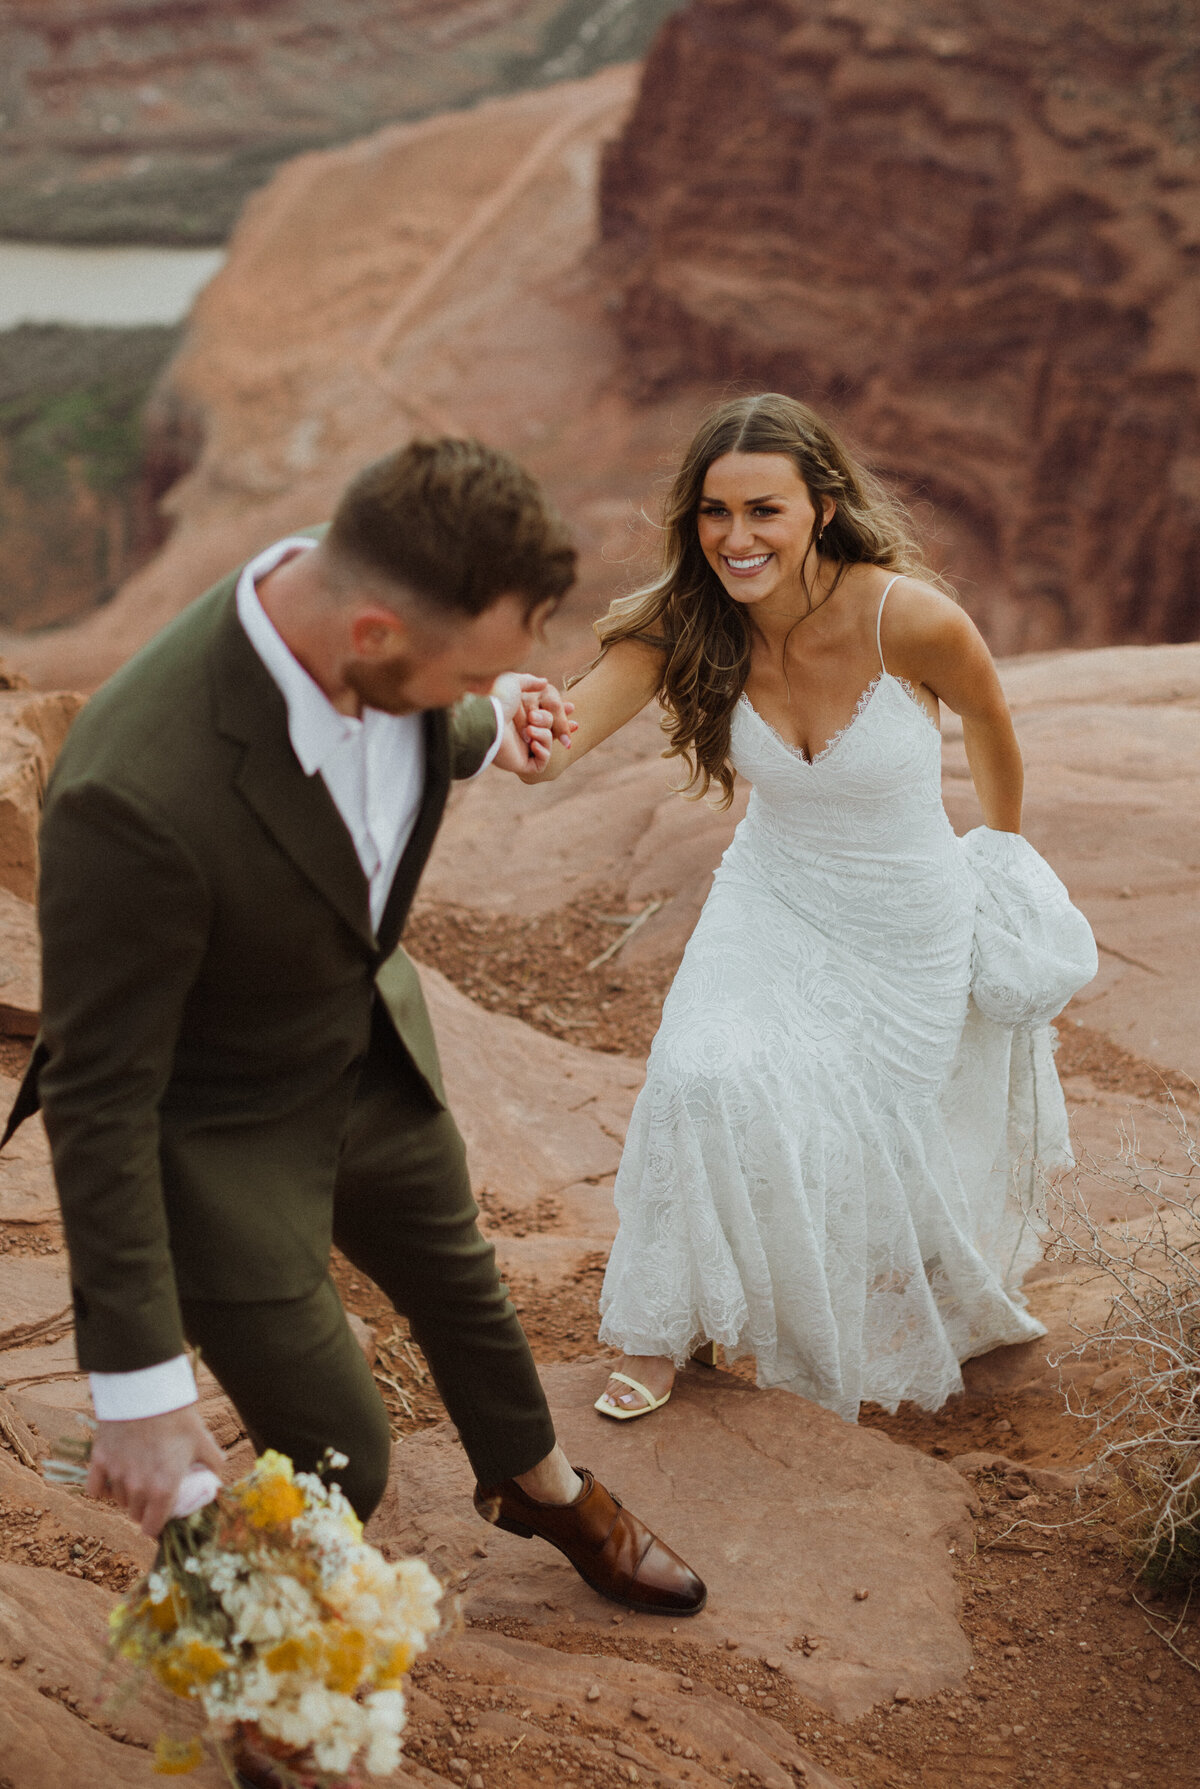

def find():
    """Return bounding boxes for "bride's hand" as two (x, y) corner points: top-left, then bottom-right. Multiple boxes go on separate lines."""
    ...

(490, 673), (577, 773)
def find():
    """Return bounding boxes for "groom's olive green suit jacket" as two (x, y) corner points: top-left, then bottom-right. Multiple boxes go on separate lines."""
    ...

(5, 541), (500, 1375)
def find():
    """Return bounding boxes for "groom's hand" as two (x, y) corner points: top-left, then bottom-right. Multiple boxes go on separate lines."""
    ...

(87, 1407), (225, 1538)
(490, 673), (576, 772)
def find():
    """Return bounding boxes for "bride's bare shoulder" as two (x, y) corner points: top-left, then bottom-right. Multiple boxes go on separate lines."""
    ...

(875, 573), (971, 647)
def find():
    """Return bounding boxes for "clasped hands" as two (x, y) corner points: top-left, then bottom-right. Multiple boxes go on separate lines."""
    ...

(490, 672), (577, 773)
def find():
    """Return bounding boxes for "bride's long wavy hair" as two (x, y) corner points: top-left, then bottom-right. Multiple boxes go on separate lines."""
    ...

(582, 392), (951, 807)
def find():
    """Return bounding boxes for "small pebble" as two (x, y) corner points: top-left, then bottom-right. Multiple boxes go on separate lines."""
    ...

(469, 1778), (485, 1789)
(764, 1655), (784, 1670)
(854, 1588), (870, 1602)
(586, 1684), (601, 1702)
(725, 1636), (739, 1650)
(678, 1676), (694, 1691)
(631, 1700), (652, 1720)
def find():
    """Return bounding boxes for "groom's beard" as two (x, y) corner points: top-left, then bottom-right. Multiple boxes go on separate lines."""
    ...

(343, 651), (425, 715)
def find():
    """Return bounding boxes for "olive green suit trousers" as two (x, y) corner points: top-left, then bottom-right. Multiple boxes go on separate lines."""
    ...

(182, 1003), (552, 1516)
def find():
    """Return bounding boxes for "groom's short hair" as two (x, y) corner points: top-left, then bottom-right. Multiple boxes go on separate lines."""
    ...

(328, 437), (576, 622)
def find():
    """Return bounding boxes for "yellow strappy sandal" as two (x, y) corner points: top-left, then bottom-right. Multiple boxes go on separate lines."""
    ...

(594, 1370), (672, 1421)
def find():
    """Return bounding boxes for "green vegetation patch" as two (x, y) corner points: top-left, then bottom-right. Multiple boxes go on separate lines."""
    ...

(504, 0), (685, 88)
(0, 323), (180, 498)
(0, 142), (333, 249)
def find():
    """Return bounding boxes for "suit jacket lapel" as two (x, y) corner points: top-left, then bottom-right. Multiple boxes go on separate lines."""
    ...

(376, 707), (450, 956)
(208, 588), (376, 954)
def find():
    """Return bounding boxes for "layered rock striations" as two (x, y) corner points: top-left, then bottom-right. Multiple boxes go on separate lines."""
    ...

(0, 0), (684, 243)
(599, 0), (1200, 652)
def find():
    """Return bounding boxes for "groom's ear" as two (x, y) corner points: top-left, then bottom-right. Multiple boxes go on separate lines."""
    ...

(348, 603), (417, 661)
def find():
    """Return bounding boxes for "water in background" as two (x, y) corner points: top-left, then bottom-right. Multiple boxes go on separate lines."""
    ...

(0, 242), (224, 329)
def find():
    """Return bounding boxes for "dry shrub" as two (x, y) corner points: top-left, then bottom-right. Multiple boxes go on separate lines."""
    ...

(1044, 1094), (1200, 1586)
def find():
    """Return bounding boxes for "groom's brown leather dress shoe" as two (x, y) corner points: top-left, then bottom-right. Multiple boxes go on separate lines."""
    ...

(474, 1468), (706, 1615)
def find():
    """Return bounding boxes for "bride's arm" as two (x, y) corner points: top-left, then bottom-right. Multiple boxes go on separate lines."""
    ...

(518, 637), (665, 784)
(887, 583), (1023, 833)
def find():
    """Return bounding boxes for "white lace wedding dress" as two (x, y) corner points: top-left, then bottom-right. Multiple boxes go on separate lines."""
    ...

(598, 581), (1098, 1419)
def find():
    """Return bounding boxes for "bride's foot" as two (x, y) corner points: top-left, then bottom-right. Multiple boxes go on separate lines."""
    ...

(596, 1355), (676, 1417)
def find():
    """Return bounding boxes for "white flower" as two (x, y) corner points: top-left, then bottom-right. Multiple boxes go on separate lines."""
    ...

(362, 1691), (406, 1778)
(262, 1685), (366, 1773)
(224, 1570), (319, 1646)
(364, 1726), (401, 1776)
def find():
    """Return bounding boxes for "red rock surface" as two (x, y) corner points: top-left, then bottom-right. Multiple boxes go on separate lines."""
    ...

(377, 1361), (973, 1722)
(0, 685), (87, 900)
(0, 1556), (223, 1788)
(0, 886), (39, 1035)
(598, 0), (1200, 653)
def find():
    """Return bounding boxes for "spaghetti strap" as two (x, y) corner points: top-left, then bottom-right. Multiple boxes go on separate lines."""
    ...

(876, 575), (902, 674)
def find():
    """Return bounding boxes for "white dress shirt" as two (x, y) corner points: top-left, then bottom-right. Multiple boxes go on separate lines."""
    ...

(90, 535), (504, 1421)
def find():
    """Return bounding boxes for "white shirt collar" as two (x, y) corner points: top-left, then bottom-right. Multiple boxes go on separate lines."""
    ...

(235, 536), (362, 777)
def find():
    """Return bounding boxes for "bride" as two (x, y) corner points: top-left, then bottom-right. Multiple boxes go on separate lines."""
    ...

(524, 392), (1096, 1423)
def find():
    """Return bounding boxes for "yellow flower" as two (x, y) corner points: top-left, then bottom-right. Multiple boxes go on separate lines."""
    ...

(147, 1588), (186, 1634)
(264, 1635), (319, 1676)
(255, 1450), (295, 1480)
(239, 1477), (306, 1530)
(374, 1639), (415, 1689)
(236, 1452), (306, 1530)
(322, 1627), (368, 1694)
(153, 1735), (205, 1774)
(152, 1639), (229, 1698)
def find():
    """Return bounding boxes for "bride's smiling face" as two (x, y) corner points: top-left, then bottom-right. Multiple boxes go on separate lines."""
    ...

(696, 451), (833, 608)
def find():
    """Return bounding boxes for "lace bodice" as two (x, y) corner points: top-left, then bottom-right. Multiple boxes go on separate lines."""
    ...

(732, 669), (949, 834)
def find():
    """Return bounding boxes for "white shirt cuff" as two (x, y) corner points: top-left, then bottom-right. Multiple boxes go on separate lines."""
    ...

(468, 694), (507, 779)
(90, 1354), (198, 1422)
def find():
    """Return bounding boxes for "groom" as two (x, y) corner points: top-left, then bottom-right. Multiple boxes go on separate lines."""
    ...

(4, 436), (704, 1619)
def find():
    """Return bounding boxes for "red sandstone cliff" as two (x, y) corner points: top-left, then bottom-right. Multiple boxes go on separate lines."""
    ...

(599, 0), (1200, 652)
